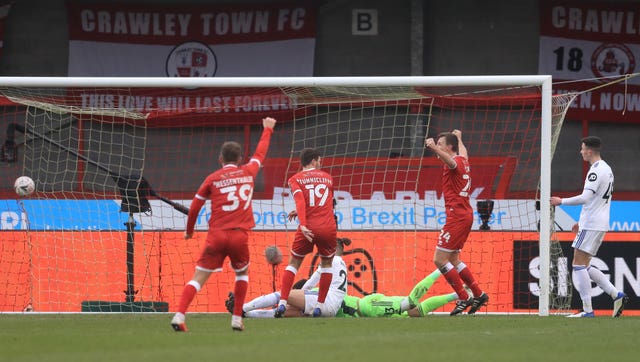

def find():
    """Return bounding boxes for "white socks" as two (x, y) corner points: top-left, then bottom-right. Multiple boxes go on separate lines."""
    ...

(243, 292), (281, 312)
(587, 266), (619, 299)
(572, 265), (593, 313)
(245, 310), (277, 318)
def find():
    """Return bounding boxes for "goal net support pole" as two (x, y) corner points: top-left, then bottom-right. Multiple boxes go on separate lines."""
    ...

(539, 77), (552, 317)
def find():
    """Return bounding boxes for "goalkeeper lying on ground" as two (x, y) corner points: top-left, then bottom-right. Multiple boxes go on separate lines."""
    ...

(226, 269), (456, 318)
(337, 269), (456, 317)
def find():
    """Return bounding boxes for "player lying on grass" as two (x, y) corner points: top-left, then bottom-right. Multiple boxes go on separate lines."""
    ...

(336, 269), (456, 318)
(227, 268), (457, 318)
(226, 237), (351, 318)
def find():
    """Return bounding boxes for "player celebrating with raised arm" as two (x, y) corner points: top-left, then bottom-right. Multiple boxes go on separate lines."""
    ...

(551, 136), (628, 318)
(424, 130), (488, 315)
(171, 117), (276, 332)
(275, 148), (337, 318)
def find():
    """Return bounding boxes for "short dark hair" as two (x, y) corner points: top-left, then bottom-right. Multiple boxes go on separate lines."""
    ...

(300, 148), (321, 167)
(581, 136), (602, 152)
(437, 132), (459, 153)
(335, 237), (352, 256)
(292, 279), (307, 290)
(220, 141), (242, 163)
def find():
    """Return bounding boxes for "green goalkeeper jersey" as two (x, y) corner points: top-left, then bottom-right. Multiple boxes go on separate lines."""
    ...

(337, 294), (407, 318)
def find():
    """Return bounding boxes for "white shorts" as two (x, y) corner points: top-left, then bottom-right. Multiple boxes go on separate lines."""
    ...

(572, 229), (606, 256)
(302, 290), (344, 317)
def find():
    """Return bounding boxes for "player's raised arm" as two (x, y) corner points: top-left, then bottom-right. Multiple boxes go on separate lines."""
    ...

(249, 117), (276, 166)
(425, 136), (457, 169)
(452, 129), (468, 159)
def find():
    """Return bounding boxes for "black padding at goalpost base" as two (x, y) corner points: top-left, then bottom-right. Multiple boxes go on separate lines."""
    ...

(81, 301), (169, 312)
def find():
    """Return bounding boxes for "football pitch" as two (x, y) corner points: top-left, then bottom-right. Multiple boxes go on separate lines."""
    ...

(1, 313), (638, 362)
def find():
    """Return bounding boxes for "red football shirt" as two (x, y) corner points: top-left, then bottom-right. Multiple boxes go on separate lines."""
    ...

(185, 128), (273, 233)
(197, 163), (259, 230)
(441, 155), (473, 213)
(288, 168), (336, 231)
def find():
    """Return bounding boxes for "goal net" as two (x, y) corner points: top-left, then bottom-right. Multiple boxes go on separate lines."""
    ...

(0, 76), (572, 315)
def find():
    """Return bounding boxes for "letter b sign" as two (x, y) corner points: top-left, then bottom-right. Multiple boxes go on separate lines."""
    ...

(352, 9), (378, 35)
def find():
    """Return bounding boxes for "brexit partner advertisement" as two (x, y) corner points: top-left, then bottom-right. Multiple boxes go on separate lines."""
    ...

(1, 194), (638, 232)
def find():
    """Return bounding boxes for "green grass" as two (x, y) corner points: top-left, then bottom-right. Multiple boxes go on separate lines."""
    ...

(1, 314), (639, 362)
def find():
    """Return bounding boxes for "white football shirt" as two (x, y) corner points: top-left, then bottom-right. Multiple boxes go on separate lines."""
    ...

(301, 255), (348, 316)
(578, 160), (614, 231)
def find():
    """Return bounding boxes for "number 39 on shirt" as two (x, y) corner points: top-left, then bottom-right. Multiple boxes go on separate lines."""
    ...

(220, 184), (254, 211)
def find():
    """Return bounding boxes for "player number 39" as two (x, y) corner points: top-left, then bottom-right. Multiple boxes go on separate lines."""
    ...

(220, 184), (254, 211)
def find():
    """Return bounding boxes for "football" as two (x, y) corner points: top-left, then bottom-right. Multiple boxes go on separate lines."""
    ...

(14, 176), (35, 197)
(264, 245), (283, 265)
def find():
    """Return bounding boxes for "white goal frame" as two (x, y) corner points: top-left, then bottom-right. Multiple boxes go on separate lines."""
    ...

(0, 75), (553, 316)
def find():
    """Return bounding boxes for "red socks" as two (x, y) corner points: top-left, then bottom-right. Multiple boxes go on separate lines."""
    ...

(233, 280), (248, 317)
(177, 284), (197, 314)
(458, 266), (482, 297)
(279, 269), (296, 302)
(443, 268), (470, 300)
(316, 271), (332, 303)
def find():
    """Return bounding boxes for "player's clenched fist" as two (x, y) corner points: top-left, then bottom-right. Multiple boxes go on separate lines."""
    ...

(263, 117), (276, 129)
(425, 138), (436, 149)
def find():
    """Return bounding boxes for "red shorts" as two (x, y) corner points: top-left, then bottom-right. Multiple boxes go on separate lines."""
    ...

(291, 226), (337, 258)
(197, 228), (250, 272)
(437, 209), (473, 251)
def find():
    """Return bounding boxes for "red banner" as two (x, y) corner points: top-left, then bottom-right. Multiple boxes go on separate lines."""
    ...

(539, 0), (640, 123)
(261, 156), (520, 200)
(68, 86), (308, 126)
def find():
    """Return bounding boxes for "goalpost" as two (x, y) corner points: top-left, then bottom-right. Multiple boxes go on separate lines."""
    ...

(0, 76), (573, 316)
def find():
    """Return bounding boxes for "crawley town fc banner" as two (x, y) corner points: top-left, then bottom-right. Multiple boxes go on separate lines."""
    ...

(539, 1), (640, 122)
(67, 2), (316, 77)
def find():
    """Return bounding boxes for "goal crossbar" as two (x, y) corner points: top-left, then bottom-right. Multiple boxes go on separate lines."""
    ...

(0, 75), (552, 88)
